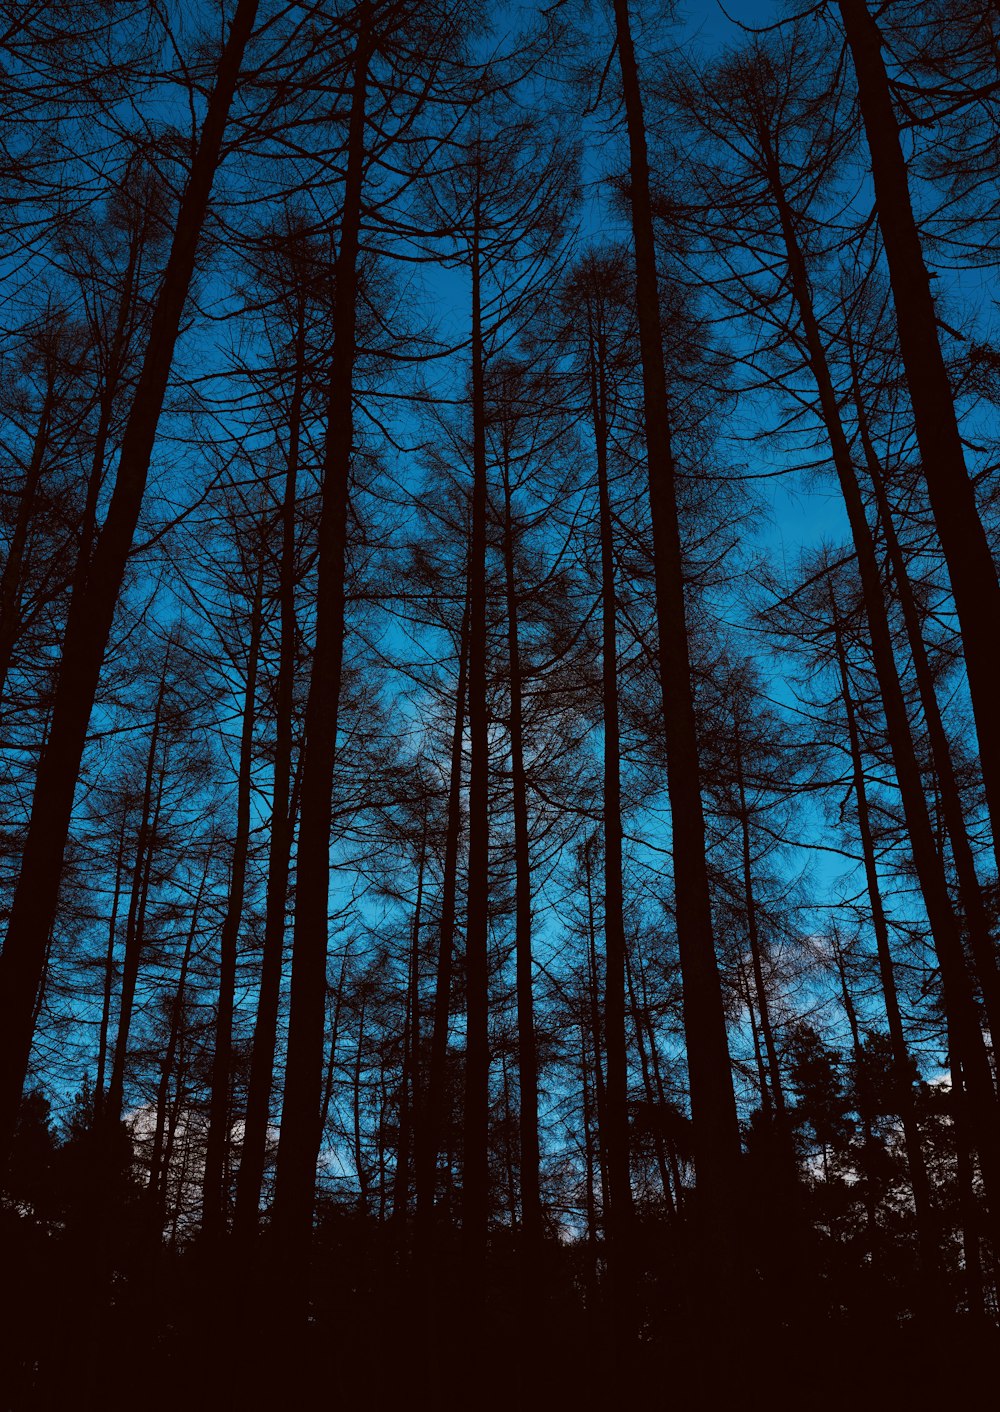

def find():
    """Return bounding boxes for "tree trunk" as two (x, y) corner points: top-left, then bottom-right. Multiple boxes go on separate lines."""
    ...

(353, 996), (369, 1216)
(233, 302), (305, 1239)
(829, 929), (881, 1266)
(624, 943), (674, 1212)
(834, 609), (940, 1282)
(393, 831), (426, 1226)
(272, 7), (371, 1287)
(462, 192), (491, 1288)
(633, 939), (684, 1211)
(498, 451), (541, 1246)
(837, 0), (1000, 858)
(320, 945), (351, 1144)
(848, 360), (1000, 1041)
(106, 649), (171, 1126)
(415, 592), (468, 1228)
(952, 1053), (987, 1318)
(612, 0), (741, 1263)
(583, 843), (611, 1217)
(95, 813), (129, 1114)
(589, 300), (635, 1248)
(732, 727), (786, 1119)
(742, 962), (771, 1115)
(149, 862), (209, 1219)
(580, 1016), (600, 1309)
(202, 551), (265, 1237)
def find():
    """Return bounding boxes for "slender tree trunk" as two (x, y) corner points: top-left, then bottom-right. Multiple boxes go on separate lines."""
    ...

(848, 361), (1000, 1037)
(320, 946), (351, 1143)
(202, 553), (264, 1237)
(106, 791), (163, 1127)
(233, 305), (305, 1238)
(149, 863), (209, 1217)
(106, 782), (163, 1127)
(498, 454), (541, 1246)
(353, 996), (368, 1216)
(624, 943), (674, 1211)
(463, 194), (491, 1288)
(164, 1040), (192, 1249)
(952, 1054), (987, 1318)
(830, 930), (881, 1264)
(29, 926), (54, 1044)
(0, 0), (261, 1165)
(95, 814), (129, 1113)
(377, 1065), (390, 1224)
(272, 9), (371, 1285)
(393, 832), (426, 1226)
(580, 1017), (600, 1307)
(732, 729), (786, 1119)
(611, 0), (741, 1249)
(584, 845), (611, 1214)
(837, 0), (1000, 857)
(500, 1049), (518, 1229)
(415, 593), (469, 1228)
(742, 963), (771, 1114)
(589, 310), (635, 1248)
(106, 651), (171, 1126)
(834, 611), (939, 1279)
(633, 939), (683, 1210)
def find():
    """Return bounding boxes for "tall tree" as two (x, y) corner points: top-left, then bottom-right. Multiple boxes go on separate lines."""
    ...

(610, 0), (741, 1277)
(836, 0), (1000, 858)
(271, 0), (374, 1279)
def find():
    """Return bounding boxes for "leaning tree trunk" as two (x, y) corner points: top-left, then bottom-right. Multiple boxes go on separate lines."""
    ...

(837, 0), (1000, 860)
(0, 0), (261, 1166)
(848, 360), (1000, 1047)
(766, 148), (1000, 1241)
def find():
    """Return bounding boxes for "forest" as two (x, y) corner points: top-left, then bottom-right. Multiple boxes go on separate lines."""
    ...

(1, 0), (999, 1405)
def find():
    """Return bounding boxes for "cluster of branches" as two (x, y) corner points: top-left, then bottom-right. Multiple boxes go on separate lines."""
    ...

(2, 0), (1000, 1403)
